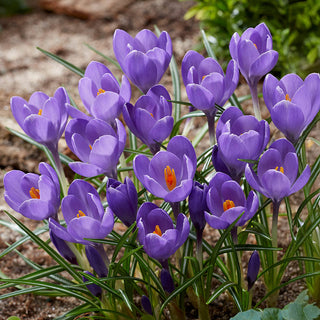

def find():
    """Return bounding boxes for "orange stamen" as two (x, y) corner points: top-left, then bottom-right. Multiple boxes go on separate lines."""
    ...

(77, 210), (86, 218)
(97, 88), (106, 96)
(164, 165), (177, 191)
(150, 113), (154, 118)
(29, 187), (40, 199)
(38, 109), (42, 116)
(153, 225), (162, 236)
(275, 166), (284, 174)
(89, 144), (92, 150)
(285, 93), (291, 102)
(253, 43), (257, 49)
(223, 200), (235, 212)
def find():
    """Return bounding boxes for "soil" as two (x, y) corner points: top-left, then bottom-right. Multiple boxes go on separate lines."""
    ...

(0, 1), (318, 319)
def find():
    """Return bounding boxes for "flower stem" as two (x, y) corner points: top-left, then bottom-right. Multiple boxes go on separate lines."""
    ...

(203, 109), (217, 145)
(250, 83), (261, 121)
(170, 202), (181, 221)
(49, 145), (69, 197)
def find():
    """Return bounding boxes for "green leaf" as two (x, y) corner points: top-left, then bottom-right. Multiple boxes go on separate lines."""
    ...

(37, 47), (84, 77)
(7, 317), (21, 320)
(230, 309), (261, 320)
(206, 281), (237, 304)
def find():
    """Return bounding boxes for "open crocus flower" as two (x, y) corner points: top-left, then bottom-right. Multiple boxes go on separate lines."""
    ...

(10, 87), (69, 152)
(133, 135), (197, 202)
(229, 23), (278, 91)
(263, 73), (320, 144)
(113, 29), (172, 93)
(205, 172), (259, 230)
(65, 118), (126, 179)
(106, 177), (138, 227)
(136, 202), (190, 263)
(68, 61), (131, 125)
(245, 139), (311, 204)
(4, 162), (60, 220)
(123, 85), (174, 154)
(181, 50), (239, 110)
(49, 179), (114, 245)
(212, 106), (270, 182)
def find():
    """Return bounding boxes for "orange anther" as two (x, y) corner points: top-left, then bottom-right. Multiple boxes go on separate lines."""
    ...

(77, 210), (86, 218)
(223, 199), (235, 212)
(97, 88), (106, 96)
(285, 93), (291, 102)
(29, 187), (40, 199)
(38, 109), (42, 116)
(153, 225), (162, 237)
(275, 166), (284, 174)
(164, 165), (177, 191)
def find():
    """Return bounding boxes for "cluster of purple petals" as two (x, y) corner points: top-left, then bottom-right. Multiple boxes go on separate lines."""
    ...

(69, 61), (131, 125)
(133, 135), (197, 202)
(136, 202), (190, 262)
(4, 162), (60, 221)
(113, 29), (172, 93)
(49, 179), (114, 245)
(229, 22), (278, 89)
(181, 50), (239, 111)
(10, 87), (69, 151)
(65, 118), (126, 178)
(212, 106), (270, 181)
(205, 172), (259, 230)
(245, 139), (310, 204)
(263, 73), (320, 144)
(123, 85), (174, 154)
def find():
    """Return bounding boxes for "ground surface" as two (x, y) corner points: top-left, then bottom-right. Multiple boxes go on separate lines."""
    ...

(0, 0), (318, 319)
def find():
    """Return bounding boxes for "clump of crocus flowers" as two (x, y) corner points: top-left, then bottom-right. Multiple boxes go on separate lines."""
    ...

(2, 23), (319, 320)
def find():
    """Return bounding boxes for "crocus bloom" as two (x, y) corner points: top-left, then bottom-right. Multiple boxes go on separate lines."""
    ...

(123, 85), (174, 154)
(83, 271), (102, 297)
(133, 135), (197, 202)
(113, 29), (172, 93)
(10, 87), (69, 152)
(69, 61), (131, 125)
(181, 50), (239, 110)
(212, 106), (270, 181)
(263, 73), (320, 144)
(160, 269), (175, 293)
(205, 172), (259, 229)
(85, 244), (109, 277)
(4, 162), (60, 220)
(141, 296), (153, 315)
(247, 250), (260, 291)
(136, 202), (190, 262)
(49, 179), (114, 245)
(229, 23), (278, 91)
(65, 118), (126, 178)
(106, 177), (138, 227)
(188, 181), (209, 233)
(245, 139), (310, 204)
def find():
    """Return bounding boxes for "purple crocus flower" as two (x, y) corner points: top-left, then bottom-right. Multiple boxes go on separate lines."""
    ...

(65, 118), (126, 179)
(113, 29), (172, 93)
(106, 177), (138, 227)
(123, 85), (174, 154)
(4, 162), (60, 220)
(69, 61), (131, 125)
(85, 244), (109, 278)
(229, 22), (278, 90)
(141, 295), (153, 315)
(245, 139), (311, 204)
(229, 23), (278, 119)
(10, 87), (69, 153)
(83, 271), (102, 297)
(49, 179), (114, 245)
(181, 50), (239, 110)
(263, 73), (320, 144)
(133, 135), (197, 202)
(188, 181), (209, 234)
(205, 172), (259, 230)
(212, 106), (270, 182)
(160, 268), (175, 293)
(247, 250), (260, 291)
(136, 202), (190, 263)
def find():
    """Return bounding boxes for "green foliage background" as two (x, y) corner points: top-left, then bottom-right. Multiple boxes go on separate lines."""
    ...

(182, 0), (320, 77)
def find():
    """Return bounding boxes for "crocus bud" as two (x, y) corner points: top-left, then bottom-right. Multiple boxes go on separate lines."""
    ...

(85, 244), (109, 278)
(83, 271), (102, 297)
(247, 250), (260, 291)
(160, 269), (175, 293)
(106, 177), (138, 227)
(141, 295), (153, 315)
